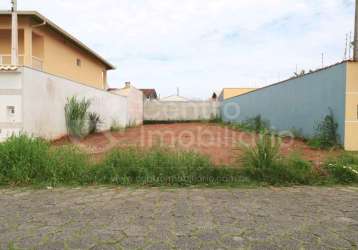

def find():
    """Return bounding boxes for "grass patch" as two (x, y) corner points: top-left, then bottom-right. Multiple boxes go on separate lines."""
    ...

(0, 134), (357, 188)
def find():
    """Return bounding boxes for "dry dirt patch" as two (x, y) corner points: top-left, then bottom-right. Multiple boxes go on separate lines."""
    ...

(53, 123), (340, 166)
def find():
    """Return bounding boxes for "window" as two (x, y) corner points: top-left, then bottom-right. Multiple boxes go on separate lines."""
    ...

(76, 58), (81, 67)
(7, 106), (15, 117)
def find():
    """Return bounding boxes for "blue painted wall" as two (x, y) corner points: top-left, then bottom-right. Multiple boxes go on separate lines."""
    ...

(221, 63), (347, 143)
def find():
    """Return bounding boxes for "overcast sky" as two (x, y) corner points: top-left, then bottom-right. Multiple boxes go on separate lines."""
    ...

(0, 0), (355, 99)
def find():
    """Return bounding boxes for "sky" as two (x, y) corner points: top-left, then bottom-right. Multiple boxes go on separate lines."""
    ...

(0, 0), (355, 99)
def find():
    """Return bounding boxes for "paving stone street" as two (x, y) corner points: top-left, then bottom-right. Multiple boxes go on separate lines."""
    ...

(0, 187), (357, 250)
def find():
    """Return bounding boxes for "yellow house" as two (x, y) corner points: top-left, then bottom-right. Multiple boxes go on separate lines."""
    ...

(0, 11), (114, 89)
(218, 88), (256, 101)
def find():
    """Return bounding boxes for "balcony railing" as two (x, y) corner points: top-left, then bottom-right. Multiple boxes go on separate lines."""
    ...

(0, 54), (24, 65)
(0, 54), (43, 71)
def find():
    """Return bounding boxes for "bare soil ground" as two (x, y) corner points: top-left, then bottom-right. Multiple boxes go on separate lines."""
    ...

(53, 123), (341, 166)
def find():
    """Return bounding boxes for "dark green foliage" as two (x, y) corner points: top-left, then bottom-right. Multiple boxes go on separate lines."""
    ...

(88, 112), (102, 134)
(65, 96), (91, 138)
(308, 108), (339, 149)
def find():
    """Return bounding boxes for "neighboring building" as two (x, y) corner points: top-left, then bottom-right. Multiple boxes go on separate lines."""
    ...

(108, 82), (144, 125)
(218, 88), (256, 101)
(160, 95), (189, 102)
(140, 89), (158, 100)
(221, 61), (358, 151)
(0, 11), (114, 89)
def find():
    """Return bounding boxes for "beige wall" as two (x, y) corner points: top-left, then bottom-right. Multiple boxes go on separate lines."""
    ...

(345, 62), (358, 151)
(221, 88), (256, 100)
(0, 15), (108, 89)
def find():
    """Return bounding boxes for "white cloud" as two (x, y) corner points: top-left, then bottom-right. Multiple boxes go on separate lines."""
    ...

(0, 0), (355, 98)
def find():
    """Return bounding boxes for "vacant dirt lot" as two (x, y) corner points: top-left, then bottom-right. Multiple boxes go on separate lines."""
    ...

(54, 123), (340, 166)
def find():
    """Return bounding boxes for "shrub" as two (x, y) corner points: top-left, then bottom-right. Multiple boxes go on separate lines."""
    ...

(230, 115), (270, 133)
(65, 96), (91, 138)
(324, 153), (358, 184)
(88, 112), (102, 134)
(308, 108), (339, 149)
(240, 135), (316, 185)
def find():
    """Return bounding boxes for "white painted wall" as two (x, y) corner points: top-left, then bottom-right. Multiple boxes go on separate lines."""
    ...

(0, 71), (23, 141)
(144, 100), (220, 121)
(20, 67), (128, 140)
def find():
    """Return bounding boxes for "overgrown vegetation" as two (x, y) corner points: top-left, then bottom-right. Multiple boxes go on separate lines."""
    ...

(308, 108), (340, 149)
(0, 135), (88, 186)
(0, 134), (356, 187)
(64, 96), (91, 138)
(324, 153), (358, 184)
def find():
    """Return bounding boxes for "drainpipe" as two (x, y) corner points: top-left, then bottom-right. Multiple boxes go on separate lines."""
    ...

(354, 0), (358, 61)
(11, 0), (18, 65)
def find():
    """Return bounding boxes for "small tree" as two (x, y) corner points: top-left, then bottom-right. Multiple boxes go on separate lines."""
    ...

(309, 108), (339, 149)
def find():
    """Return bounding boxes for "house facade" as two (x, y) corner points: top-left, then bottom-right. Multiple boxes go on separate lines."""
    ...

(0, 11), (114, 89)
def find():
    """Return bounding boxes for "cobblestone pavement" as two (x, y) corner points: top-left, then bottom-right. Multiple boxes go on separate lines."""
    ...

(0, 187), (357, 250)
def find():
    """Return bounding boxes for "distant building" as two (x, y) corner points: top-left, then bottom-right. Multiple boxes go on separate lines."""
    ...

(140, 89), (158, 100)
(218, 88), (257, 101)
(160, 95), (189, 102)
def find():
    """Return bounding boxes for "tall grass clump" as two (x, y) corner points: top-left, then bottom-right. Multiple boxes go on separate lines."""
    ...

(0, 135), (51, 185)
(240, 134), (316, 185)
(308, 108), (340, 149)
(0, 134), (89, 186)
(65, 96), (91, 138)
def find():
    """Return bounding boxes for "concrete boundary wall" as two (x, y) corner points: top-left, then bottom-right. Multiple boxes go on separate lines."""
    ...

(144, 100), (220, 121)
(0, 67), (129, 141)
(221, 63), (347, 144)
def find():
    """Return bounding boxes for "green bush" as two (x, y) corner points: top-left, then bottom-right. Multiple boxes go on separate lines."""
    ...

(65, 96), (91, 138)
(240, 135), (316, 185)
(324, 153), (358, 184)
(242, 115), (270, 133)
(308, 108), (339, 149)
